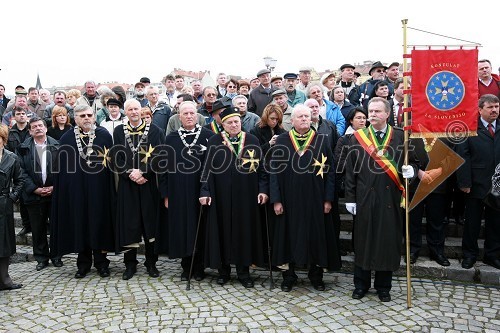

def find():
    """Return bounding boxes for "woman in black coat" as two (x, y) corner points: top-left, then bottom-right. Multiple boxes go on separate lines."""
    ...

(250, 104), (286, 160)
(0, 124), (24, 291)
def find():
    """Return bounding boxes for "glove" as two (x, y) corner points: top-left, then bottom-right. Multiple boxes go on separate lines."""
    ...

(345, 203), (356, 215)
(402, 165), (415, 179)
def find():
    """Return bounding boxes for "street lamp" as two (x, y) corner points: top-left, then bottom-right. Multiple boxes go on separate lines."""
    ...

(263, 56), (278, 74)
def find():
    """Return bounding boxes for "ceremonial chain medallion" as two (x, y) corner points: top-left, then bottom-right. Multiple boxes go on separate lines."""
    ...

(123, 120), (150, 155)
(74, 126), (96, 166)
(178, 124), (201, 155)
(422, 137), (438, 152)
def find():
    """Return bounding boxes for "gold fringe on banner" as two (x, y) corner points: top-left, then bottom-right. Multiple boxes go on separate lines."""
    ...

(410, 131), (478, 138)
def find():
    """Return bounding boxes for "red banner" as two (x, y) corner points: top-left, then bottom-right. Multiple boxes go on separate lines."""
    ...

(410, 49), (478, 137)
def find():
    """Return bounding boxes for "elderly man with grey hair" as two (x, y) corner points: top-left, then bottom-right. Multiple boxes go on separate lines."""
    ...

(233, 95), (260, 132)
(270, 104), (341, 292)
(76, 81), (102, 114)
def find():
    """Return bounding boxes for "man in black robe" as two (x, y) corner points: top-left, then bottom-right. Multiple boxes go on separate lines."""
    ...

(110, 99), (165, 280)
(344, 97), (418, 302)
(199, 106), (268, 288)
(51, 105), (115, 278)
(157, 101), (214, 281)
(270, 104), (341, 292)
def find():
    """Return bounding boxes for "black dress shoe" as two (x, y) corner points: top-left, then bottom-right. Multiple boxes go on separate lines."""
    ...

(216, 275), (230, 285)
(483, 257), (500, 270)
(461, 257), (476, 269)
(122, 266), (137, 280)
(146, 265), (160, 278)
(52, 258), (64, 267)
(0, 283), (23, 291)
(74, 268), (90, 279)
(430, 253), (450, 267)
(311, 280), (325, 291)
(194, 271), (205, 281)
(378, 291), (391, 302)
(281, 280), (295, 292)
(352, 288), (367, 299)
(36, 261), (49, 271)
(409, 253), (418, 265)
(17, 227), (31, 236)
(97, 267), (110, 278)
(454, 215), (464, 225)
(238, 277), (254, 288)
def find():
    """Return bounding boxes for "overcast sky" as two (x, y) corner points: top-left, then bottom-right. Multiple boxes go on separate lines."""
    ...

(1, 0), (498, 92)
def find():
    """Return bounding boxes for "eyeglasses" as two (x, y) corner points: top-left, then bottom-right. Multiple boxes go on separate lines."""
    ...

(78, 114), (93, 118)
(206, 93), (217, 97)
(375, 69), (385, 73)
(227, 86), (237, 89)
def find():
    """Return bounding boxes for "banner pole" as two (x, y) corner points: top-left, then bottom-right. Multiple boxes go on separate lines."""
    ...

(402, 18), (412, 309)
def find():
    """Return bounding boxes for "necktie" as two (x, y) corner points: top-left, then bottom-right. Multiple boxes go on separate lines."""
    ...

(376, 131), (384, 139)
(488, 123), (495, 137)
(397, 104), (403, 126)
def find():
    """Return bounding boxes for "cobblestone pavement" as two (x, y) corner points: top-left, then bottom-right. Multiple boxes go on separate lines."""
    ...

(1, 250), (500, 333)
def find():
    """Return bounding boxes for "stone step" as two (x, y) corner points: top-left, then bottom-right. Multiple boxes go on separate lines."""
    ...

(15, 226), (483, 262)
(338, 231), (483, 260)
(12, 245), (499, 286)
(15, 212), (484, 240)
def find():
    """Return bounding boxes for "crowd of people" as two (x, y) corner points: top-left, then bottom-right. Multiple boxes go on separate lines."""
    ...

(0, 60), (499, 304)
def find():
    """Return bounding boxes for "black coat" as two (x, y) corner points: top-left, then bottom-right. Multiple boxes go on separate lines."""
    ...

(17, 136), (59, 205)
(248, 85), (275, 117)
(0, 149), (24, 257)
(344, 126), (419, 271)
(50, 127), (116, 255)
(269, 132), (340, 270)
(456, 118), (500, 199)
(200, 132), (268, 268)
(156, 128), (214, 258)
(250, 124), (286, 157)
(6, 124), (30, 153)
(111, 122), (166, 247)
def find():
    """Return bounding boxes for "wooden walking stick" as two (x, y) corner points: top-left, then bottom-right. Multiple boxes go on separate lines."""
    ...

(187, 205), (204, 291)
(264, 204), (274, 289)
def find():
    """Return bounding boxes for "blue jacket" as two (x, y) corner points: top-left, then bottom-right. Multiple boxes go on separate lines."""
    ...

(324, 99), (346, 135)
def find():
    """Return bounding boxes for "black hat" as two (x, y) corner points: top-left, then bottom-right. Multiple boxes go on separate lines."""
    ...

(140, 77), (151, 84)
(220, 106), (241, 122)
(106, 98), (121, 107)
(369, 61), (388, 75)
(283, 73), (298, 79)
(211, 98), (232, 113)
(134, 82), (145, 88)
(256, 69), (271, 77)
(340, 63), (355, 71)
(354, 71), (361, 78)
(271, 89), (287, 97)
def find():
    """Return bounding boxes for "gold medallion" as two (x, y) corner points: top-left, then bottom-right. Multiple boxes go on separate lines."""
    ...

(377, 149), (384, 157)
(424, 145), (432, 152)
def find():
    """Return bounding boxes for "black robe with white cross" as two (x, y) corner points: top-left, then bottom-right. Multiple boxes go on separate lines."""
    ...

(156, 127), (214, 258)
(110, 122), (165, 249)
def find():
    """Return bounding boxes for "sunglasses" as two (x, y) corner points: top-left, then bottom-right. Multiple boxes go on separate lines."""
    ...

(375, 69), (385, 73)
(227, 85), (237, 89)
(78, 114), (94, 118)
(206, 93), (217, 97)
